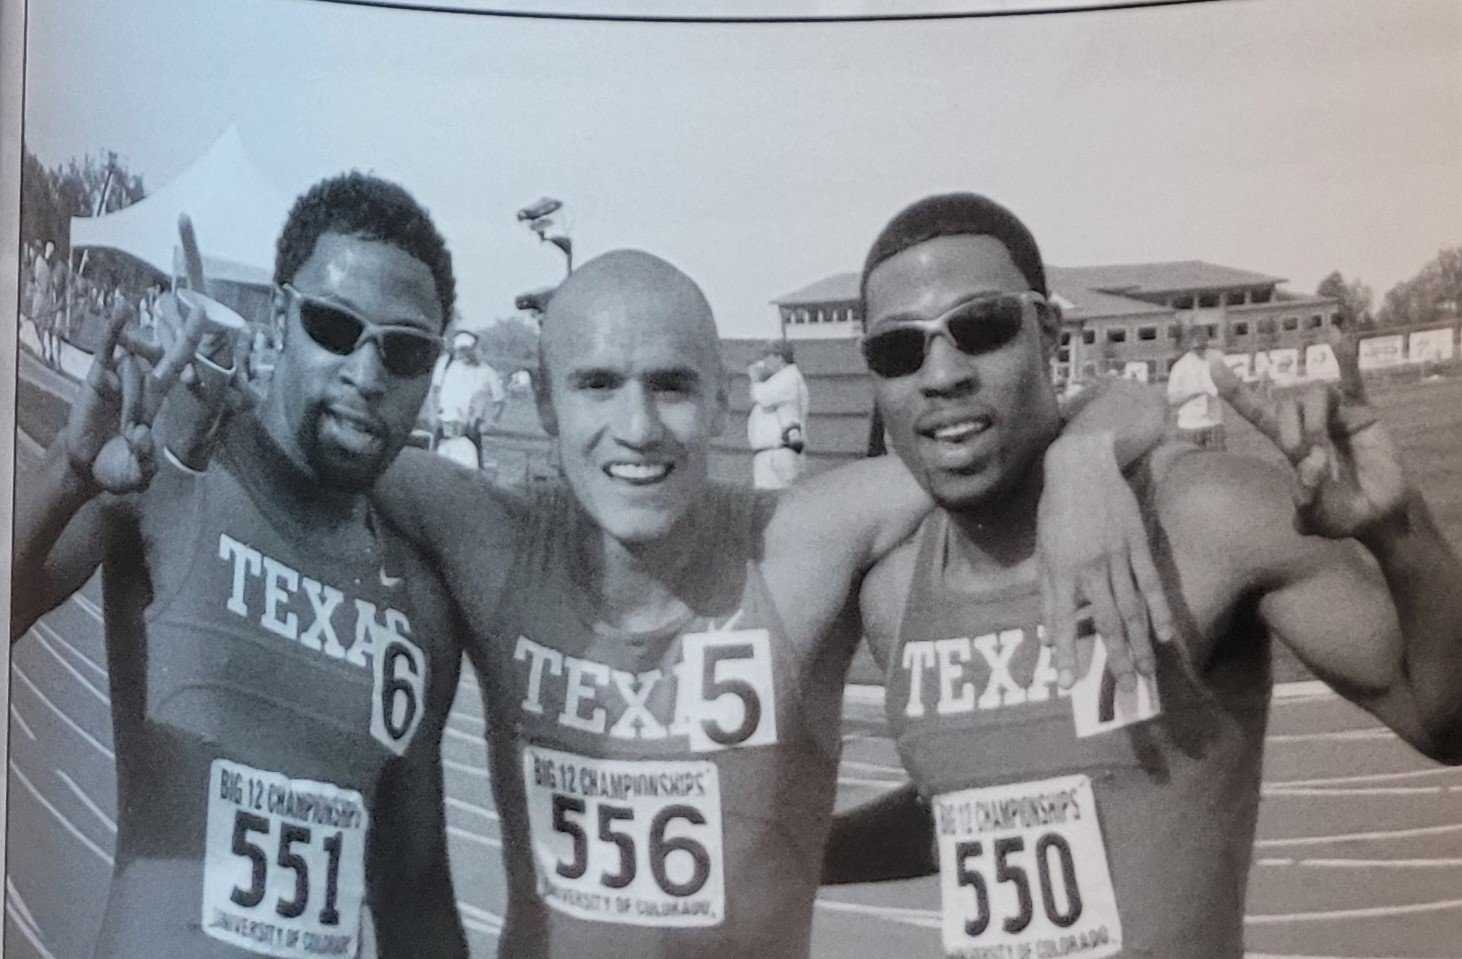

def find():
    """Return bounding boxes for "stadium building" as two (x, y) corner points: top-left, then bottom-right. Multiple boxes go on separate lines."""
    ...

(714, 260), (1349, 481)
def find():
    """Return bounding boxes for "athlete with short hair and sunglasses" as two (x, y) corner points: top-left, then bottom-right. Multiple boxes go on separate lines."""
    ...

(13, 172), (470, 959)
(824, 192), (1462, 959)
(369, 244), (1175, 958)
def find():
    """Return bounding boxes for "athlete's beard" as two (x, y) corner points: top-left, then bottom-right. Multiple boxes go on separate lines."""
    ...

(298, 403), (394, 494)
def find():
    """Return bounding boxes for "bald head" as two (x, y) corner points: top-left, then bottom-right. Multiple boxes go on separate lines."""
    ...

(541, 249), (719, 373)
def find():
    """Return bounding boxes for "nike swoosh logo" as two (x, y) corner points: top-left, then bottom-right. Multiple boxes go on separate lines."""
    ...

(379, 569), (403, 588)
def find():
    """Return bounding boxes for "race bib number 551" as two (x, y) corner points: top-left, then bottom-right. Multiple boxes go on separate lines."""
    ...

(203, 760), (369, 959)
(935, 774), (1121, 959)
(522, 745), (725, 927)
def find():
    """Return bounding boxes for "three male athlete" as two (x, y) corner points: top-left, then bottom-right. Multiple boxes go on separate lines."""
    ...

(831, 193), (1462, 959)
(13, 173), (470, 958)
(373, 247), (1172, 958)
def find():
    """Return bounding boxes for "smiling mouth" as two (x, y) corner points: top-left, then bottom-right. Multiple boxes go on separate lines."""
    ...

(924, 416), (993, 444)
(324, 408), (386, 448)
(604, 462), (673, 485)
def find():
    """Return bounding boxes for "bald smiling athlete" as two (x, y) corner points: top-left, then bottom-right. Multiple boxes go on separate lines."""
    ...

(374, 248), (1172, 958)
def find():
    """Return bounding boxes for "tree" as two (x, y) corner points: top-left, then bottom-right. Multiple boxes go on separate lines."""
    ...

(18, 146), (146, 258)
(475, 316), (540, 376)
(1317, 271), (1374, 330)
(1378, 247), (1462, 330)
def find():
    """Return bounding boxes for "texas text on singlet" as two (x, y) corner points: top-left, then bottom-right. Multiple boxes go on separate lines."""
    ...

(468, 485), (844, 959)
(887, 483), (1270, 959)
(91, 418), (459, 959)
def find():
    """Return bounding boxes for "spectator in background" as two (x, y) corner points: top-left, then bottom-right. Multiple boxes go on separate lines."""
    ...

(748, 338), (810, 488)
(1167, 323), (1226, 449)
(434, 330), (504, 470)
(30, 241), (56, 366)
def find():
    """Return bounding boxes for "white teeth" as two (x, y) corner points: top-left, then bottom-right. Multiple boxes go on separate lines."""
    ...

(932, 419), (988, 442)
(607, 463), (670, 481)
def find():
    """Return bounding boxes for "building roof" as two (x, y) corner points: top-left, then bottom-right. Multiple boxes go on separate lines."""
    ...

(1051, 261), (1285, 296)
(1046, 277), (1170, 319)
(773, 272), (860, 306)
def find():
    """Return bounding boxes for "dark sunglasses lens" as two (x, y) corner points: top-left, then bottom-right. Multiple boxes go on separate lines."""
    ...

(379, 331), (441, 377)
(946, 296), (1024, 354)
(862, 328), (928, 378)
(299, 301), (365, 355)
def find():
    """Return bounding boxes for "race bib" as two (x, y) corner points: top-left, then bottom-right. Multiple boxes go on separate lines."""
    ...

(371, 633), (427, 755)
(202, 760), (369, 959)
(1068, 636), (1161, 740)
(935, 774), (1121, 959)
(522, 745), (725, 927)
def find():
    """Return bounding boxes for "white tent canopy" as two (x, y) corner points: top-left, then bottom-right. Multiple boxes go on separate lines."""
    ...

(69, 126), (291, 280)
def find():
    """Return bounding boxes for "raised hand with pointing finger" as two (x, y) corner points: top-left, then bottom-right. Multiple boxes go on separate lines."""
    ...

(1210, 331), (1407, 538)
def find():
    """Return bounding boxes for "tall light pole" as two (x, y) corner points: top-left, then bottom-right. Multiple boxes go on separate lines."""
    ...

(517, 196), (572, 274)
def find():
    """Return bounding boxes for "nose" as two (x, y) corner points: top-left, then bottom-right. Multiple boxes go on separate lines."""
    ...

(919, 333), (979, 398)
(613, 380), (665, 449)
(339, 340), (389, 399)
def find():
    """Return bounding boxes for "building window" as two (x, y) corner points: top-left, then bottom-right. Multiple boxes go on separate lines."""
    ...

(1107, 327), (1128, 344)
(1252, 289), (1273, 304)
(1173, 296), (1194, 310)
(1137, 325), (1157, 341)
(1082, 329), (1096, 345)
(793, 308), (809, 324)
(1167, 324), (1180, 340)
(1330, 312), (1341, 325)
(1230, 321), (1249, 337)
(1057, 346), (1071, 362)
(1307, 315), (1323, 329)
(1204, 324), (1219, 339)
(1199, 293), (1220, 309)
(1226, 291), (1247, 307)
(1059, 331), (1072, 346)
(1282, 316), (1298, 331)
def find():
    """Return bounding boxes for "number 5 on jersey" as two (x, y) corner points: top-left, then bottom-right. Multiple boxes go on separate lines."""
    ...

(680, 629), (778, 753)
(372, 636), (426, 755)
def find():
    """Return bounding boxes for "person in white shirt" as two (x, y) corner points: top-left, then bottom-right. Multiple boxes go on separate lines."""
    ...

(1166, 325), (1225, 449)
(747, 339), (810, 488)
(435, 329), (504, 470)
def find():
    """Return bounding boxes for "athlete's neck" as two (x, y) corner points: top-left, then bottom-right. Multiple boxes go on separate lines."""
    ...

(944, 457), (1045, 589)
(573, 503), (716, 634)
(231, 412), (368, 530)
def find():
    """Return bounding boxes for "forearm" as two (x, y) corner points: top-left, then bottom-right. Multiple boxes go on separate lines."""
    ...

(821, 783), (936, 885)
(12, 443), (100, 639)
(1359, 491), (1462, 761)
(1062, 378), (1168, 468)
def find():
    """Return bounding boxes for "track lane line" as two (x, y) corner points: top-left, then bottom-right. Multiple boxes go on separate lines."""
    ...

(55, 769), (117, 833)
(1245, 895), (1462, 923)
(8, 762), (114, 866)
(11, 665), (114, 760)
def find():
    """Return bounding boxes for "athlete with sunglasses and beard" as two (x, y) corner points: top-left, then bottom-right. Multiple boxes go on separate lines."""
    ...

(13, 173), (470, 959)
(824, 193), (1462, 959)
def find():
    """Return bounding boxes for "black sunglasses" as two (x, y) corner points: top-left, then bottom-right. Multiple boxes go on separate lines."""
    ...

(860, 292), (1044, 379)
(284, 285), (443, 378)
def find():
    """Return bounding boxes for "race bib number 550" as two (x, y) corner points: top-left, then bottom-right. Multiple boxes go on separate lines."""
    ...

(522, 745), (725, 927)
(202, 760), (369, 959)
(935, 774), (1121, 959)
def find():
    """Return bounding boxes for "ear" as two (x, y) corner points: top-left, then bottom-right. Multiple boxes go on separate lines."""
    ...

(270, 286), (291, 344)
(709, 375), (729, 438)
(534, 362), (559, 437)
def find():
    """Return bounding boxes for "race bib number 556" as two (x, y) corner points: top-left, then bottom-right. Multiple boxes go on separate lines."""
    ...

(522, 746), (724, 927)
(203, 760), (368, 959)
(935, 775), (1121, 959)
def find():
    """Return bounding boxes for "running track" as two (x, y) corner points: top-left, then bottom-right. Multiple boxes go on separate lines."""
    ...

(7, 426), (1462, 958)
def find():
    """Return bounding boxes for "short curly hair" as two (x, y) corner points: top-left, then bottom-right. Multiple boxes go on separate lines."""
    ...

(860, 193), (1048, 318)
(274, 171), (456, 322)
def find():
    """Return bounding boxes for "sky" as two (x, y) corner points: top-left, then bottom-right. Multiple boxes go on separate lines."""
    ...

(20, 0), (1462, 339)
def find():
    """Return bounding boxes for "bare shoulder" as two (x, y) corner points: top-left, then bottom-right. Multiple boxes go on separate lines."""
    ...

(859, 532), (920, 670)
(1150, 444), (1339, 595)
